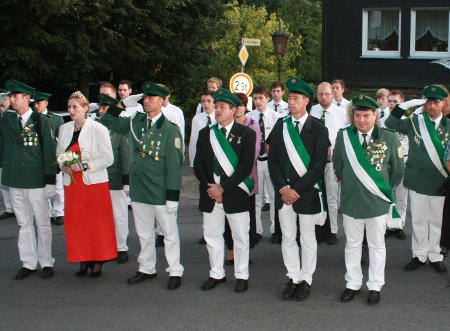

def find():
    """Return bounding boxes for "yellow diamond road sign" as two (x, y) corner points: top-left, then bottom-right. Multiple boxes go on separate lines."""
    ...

(238, 45), (249, 66)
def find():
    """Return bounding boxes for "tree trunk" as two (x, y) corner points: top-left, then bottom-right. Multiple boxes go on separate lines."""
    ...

(77, 71), (90, 99)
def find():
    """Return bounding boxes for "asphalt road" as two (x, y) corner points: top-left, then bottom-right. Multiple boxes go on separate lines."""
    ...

(1, 161), (450, 330)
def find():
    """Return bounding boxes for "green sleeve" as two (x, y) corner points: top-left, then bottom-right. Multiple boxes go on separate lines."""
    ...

(332, 131), (344, 179)
(385, 105), (411, 135)
(165, 123), (183, 202)
(388, 132), (405, 187)
(41, 116), (57, 184)
(99, 110), (130, 135)
(120, 133), (130, 184)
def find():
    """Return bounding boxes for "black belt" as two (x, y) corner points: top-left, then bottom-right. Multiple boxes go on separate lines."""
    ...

(326, 160), (333, 163)
(258, 156), (268, 161)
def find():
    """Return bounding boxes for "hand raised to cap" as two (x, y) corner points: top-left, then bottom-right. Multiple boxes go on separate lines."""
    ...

(122, 93), (144, 108)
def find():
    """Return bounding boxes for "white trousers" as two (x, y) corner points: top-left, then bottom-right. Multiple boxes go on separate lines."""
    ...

(10, 187), (54, 269)
(48, 171), (64, 217)
(394, 177), (408, 228)
(110, 190), (129, 251)
(255, 160), (275, 234)
(0, 168), (13, 213)
(279, 204), (317, 285)
(343, 213), (387, 291)
(409, 190), (445, 263)
(131, 202), (184, 276)
(264, 183), (270, 204)
(324, 162), (340, 234)
(203, 203), (250, 280)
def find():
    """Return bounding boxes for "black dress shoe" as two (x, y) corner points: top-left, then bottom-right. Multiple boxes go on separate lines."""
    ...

(327, 233), (338, 245)
(0, 211), (14, 220)
(117, 251), (129, 264)
(53, 216), (64, 226)
(340, 288), (361, 302)
(282, 279), (298, 300)
(201, 277), (226, 291)
(127, 271), (157, 285)
(225, 259), (234, 266)
(271, 233), (281, 244)
(261, 202), (270, 211)
(430, 261), (448, 274)
(198, 236), (207, 245)
(167, 276), (182, 290)
(235, 279), (248, 293)
(15, 267), (37, 280)
(255, 233), (262, 244)
(367, 290), (380, 305)
(404, 257), (425, 271)
(295, 281), (311, 301)
(395, 229), (406, 240)
(155, 235), (165, 247)
(441, 247), (449, 257)
(384, 229), (393, 238)
(41, 267), (54, 279)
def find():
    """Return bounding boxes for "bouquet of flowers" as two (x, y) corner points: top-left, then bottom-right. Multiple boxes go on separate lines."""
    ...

(57, 151), (82, 183)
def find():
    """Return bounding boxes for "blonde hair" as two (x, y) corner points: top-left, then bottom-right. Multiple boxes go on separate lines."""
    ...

(376, 88), (390, 99)
(68, 91), (89, 108)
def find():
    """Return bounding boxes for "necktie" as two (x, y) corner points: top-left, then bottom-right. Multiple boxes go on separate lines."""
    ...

(206, 115), (211, 126)
(362, 133), (368, 150)
(320, 110), (325, 123)
(220, 127), (227, 137)
(337, 102), (340, 107)
(274, 104), (278, 113)
(147, 118), (152, 130)
(18, 116), (23, 131)
(380, 110), (384, 119)
(294, 120), (301, 134)
(259, 113), (265, 156)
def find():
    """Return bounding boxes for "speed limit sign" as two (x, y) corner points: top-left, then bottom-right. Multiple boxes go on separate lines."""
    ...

(229, 72), (253, 97)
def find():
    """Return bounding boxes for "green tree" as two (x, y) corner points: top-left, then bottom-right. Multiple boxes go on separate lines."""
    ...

(208, 0), (302, 88)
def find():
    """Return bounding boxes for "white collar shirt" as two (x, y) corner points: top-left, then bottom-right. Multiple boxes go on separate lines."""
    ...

(310, 103), (349, 149)
(18, 108), (33, 128)
(358, 127), (374, 145)
(162, 102), (185, 141)
(189, 110), (216, 167)
(291, 112), (308, 133)
(268, 99), (289, 116)
(377, 107), (390, 127)
(218, 121), (234, 138)
(246, 108), (281, 157)
(332, 97), (350, 110)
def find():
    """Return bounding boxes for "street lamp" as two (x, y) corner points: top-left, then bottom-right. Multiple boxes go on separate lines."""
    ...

(272, 29), (289, 81)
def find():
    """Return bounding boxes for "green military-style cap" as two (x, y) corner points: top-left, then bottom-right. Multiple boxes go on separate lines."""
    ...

(213, 88), (242, 107)
(285, 78), (314, 99)
(98, 93), (119, 106)
(4, 79), (35, 95)
(33, 91), (52, 102)
(351, 94), (379, 111)
(0, 88), (7, 93)
(422, 84), (448, 101)
(142, 81), (170, 98)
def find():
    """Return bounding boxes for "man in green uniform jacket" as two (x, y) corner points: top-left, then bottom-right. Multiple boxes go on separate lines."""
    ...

(100, 81), (184, 290)
(2, 80), (57, 280)
(33, 91), (65, 226)
(333, 94), (404, 305)
(385, 84), (450, 275)
(0, 90), (14, 220)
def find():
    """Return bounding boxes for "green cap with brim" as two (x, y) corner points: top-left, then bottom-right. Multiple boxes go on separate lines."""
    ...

(285, 78), (314, 99)
(142, 81), (169, 98)
(351, 94), (379, 111)
(422, 85), (448, 101)
(98, 93), (119, 106)
(33, 91), (52, 102)
(213, 88), (242, 107)
(4, 79), (35, 96)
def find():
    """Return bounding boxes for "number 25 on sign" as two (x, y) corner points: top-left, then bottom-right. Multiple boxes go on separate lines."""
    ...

(229, 73), (253, 97)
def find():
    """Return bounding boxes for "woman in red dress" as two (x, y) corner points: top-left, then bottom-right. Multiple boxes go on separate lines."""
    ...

(56, 91), (117, 277)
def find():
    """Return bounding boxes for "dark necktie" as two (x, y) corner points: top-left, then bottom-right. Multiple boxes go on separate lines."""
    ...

(380, 110), (385, 119)
(259, 113), (265, 156)
(147, 118), (152, 130)
(18, 116), (23, 131)
(220, 127), (227, 137)
(274, 104), (278, 113)
(320, 109), (325, 123)
(294, 120), (300, 135)
(206, 115), (211, 126)
(337, 102), (340, 107)
(362, 133), (368, 150)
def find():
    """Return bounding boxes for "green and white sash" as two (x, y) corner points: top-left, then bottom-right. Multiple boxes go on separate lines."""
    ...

(342, 127), (401, 228)
(417, 114), (449, 179)
(209, 123), (254, 195)
(282, 117), (327, 225)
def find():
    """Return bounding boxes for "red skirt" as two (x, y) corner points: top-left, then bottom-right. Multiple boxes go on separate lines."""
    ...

(64, 142), (117, 262)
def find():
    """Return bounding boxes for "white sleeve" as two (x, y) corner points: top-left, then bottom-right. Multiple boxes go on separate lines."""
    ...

(189, 115), (201, 167)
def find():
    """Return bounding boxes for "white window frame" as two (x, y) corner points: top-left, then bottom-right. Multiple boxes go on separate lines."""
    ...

(409, 8), (450, 59)
(361, 8), (401, 58)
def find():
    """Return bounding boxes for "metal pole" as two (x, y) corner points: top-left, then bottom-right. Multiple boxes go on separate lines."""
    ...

(277, 57), (282, 81)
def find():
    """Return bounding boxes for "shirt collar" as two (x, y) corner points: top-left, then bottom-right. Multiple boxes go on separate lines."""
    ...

(218, 120), (234, 136)
(433, 114), (443, 129)
(18, 108), (33, 124)
(358, 127), (374, 140)
(148, 112), (162, 123)
(291, 112), (308, 126)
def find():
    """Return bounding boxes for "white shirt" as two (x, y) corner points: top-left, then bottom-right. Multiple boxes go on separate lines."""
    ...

(358, 127), (374, 145)
(162, 102), (185, 141)
(310, 103), (349, 149)
(291, 112), (308, 133)
(268, 99), (289, 116)
(195, 102), (203, 115)
(246, 108), (281, 158)
(333, 97), (350, 110)
(189, 110), (216, 167)
(377, 107), (390, 127)
(217, 121), (234, 138)
(18, 108), (33, 128)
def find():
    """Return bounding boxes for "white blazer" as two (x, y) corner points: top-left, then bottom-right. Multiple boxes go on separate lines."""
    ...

(56, 117), (114, 186)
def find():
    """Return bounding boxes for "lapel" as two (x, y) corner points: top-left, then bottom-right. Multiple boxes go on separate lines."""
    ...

(227, 122), (242, 154)
(299, 114), (313, 154)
